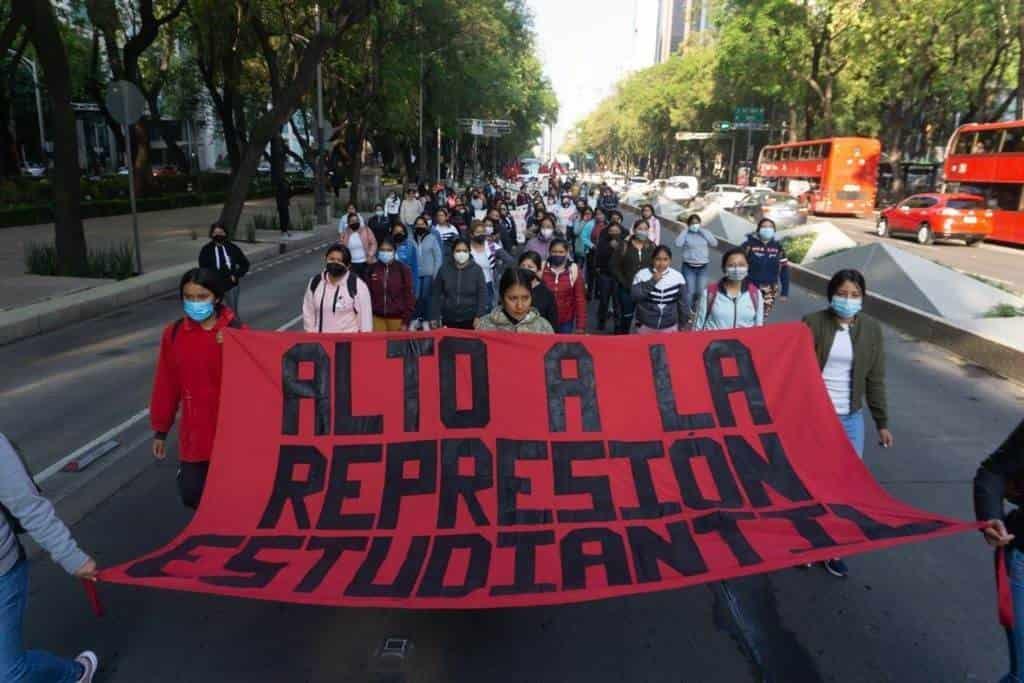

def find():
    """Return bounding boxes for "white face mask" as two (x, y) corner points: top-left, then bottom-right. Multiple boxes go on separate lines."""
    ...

(453, 251), (470, 265)
(726, 266), (748, 282)
(541, 228), (554, 239)
(484, 226), (494, 235)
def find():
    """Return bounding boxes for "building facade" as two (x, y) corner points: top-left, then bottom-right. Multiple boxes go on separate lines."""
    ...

(655, 0), (711, 63)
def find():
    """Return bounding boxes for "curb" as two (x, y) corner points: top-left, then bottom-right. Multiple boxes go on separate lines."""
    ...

(623, 203), (1024, 383)
(0, 229), (331, 346)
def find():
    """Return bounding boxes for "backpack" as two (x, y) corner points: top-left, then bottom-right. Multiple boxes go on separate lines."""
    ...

(309, 272), (358, 299)
(704, 282), (761, 325)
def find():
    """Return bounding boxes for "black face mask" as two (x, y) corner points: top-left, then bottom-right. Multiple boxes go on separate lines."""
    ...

(548, 254), (566, 266)
(325, 262), (347, 277)
(472, 235), (487, 244)
(213, 235), (227, 244)
(393, 233), (407, 243)
(414, 225), (428, 234)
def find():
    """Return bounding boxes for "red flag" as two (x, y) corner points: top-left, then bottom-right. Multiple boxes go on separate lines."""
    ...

(101, 324), (976, 608)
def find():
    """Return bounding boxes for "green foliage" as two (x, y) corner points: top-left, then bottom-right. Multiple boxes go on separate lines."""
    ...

(780, 234), (816, 264)
(25, 240), (135, 279)
(984, 303), (1024, 318)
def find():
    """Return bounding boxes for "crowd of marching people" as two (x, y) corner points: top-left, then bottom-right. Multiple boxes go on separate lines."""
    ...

(11, 173), (1024, 683)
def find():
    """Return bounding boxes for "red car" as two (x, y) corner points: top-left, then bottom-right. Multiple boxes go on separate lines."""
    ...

(877, 193), (992, 246)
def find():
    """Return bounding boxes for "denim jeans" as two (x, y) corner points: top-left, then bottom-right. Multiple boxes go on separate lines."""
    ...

(223, 282), (241, 318)
(1004, 548), (1024, 683)
(414, 275), (434, 321)
(681, 263), (709, 314)
(615, 284), (635, 334)
(838, 410), (865, 458)
(555, 320), (575, 334)
(595, 273), (617, 331)
(0, 560), (82, 683)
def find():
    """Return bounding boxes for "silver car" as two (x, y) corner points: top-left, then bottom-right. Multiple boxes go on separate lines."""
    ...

(732, 192), (808, 228)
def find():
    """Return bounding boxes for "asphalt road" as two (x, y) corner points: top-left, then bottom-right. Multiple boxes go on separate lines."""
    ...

(827, 215), (1024, 294)
(1, 224), (1021, 682)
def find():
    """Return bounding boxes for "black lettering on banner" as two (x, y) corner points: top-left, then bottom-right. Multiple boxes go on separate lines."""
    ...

(344, 536), (430, 598)
(725, 434), (812, 507)
(760, 505), (838, 551)
(627, 521), (708, 582)
(490, 531), (558, 596)
(496, 439), (553, 526)
(648, 345), (715, 431)
(829, 504), (951, 540)
(296, 536), (369, 593)
(200, 536), (304, 588)
(437, 438), (493, 528)
(316, 445), (383, 530)
(124, 535), (244, 578)
(281, 343), (331, 436)
(668, 438), (745, 510)
(703, 340), (772, 427)
(378, 441), (438, 529)
(609, 441), (682, 520)
(334, 342), (383, 435)
(544, 343), (602, 432)
(417, 534), (492, 597)
(438, 338), (490, 428)
(258, 446), (327, 529)
(386, 338), (435, 432)
(552, 441), (615, 523)
(693, 511), (761, 566)
(560, 527), (632, 590)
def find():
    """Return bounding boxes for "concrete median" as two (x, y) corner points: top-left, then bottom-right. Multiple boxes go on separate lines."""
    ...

(625, 203), (1024, 383)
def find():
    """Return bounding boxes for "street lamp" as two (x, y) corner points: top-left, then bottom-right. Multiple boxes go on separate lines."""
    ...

(7, 51), (45, 162)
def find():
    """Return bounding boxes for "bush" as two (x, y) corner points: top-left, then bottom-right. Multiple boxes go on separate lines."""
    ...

(780, 234), (816, 264)
(296, 204), (314, 231)
(25, 240), (135, 279)
(248, 212), (279, 234)
(0, 206), (52, 227)
(984, 303), (1024, 318)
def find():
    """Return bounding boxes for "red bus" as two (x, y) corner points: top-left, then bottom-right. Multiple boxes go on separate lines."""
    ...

(944, 120), (1024, 245)
(756, 137), (881, 216)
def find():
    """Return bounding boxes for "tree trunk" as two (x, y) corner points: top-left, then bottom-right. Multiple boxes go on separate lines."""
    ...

(132, 120), (153, 194)
(270, 133), (290, 231)
(15, 0), (87, 273)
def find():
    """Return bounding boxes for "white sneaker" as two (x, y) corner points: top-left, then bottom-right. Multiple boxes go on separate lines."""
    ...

(408, 319), (420, 331)
(75, 651), (98, 682)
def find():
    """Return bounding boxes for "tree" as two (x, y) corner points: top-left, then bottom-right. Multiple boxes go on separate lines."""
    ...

(12, 0), (88, 274)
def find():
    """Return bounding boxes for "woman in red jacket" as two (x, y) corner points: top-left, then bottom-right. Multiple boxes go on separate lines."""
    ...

(367, 238), (416, 331)
(541, 238), (587, 333)
(151, 268), (245, 510)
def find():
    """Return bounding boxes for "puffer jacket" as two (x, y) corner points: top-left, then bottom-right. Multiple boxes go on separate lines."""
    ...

(695, 279), (764, 331)
(430, 260), (489, 324)
(631, 267), (688, 330)
(541, 262), (586, 329)
(368, 260), (416, 323)
(610, 239), (654, 289)
(476, 306), (554, 333)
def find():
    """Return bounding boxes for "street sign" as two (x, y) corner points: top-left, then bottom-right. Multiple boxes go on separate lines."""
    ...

(713, 121), (733, 132)
(734, 106), (765, 124)
(105, 80), (146, 275)
(105, 80), (146, 125)
(471, 120), (484, 136)
(675, 132), (714, 141)
(732, 122), (772, 131)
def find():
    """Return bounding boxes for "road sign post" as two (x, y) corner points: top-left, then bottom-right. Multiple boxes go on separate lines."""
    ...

(105, 81), (147, 275)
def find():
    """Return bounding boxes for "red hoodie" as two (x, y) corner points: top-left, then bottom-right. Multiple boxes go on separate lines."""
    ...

(541, 262), (587, 330)
(150, 307), (244, 463)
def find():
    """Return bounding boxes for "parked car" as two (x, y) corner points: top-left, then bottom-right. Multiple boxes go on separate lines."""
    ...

(20, 164), (45, 177)
(628, 175), (650, 192)
(152, 165), (180, 177)
(877, 193), (992, 246)
(733, 191), (808, 228)
(706, 184), (747, 209)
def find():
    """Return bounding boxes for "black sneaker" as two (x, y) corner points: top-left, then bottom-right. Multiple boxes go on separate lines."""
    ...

(824, 558), (848, 578)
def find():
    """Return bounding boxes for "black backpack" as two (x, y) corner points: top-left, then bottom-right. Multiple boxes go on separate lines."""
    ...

(309, 272), (358, 298)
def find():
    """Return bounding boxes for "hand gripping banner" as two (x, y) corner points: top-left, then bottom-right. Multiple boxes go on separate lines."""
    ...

(101, 323), (976, 608)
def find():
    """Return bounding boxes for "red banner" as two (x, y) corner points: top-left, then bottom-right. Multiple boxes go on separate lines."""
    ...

(101, 324), (975, 608)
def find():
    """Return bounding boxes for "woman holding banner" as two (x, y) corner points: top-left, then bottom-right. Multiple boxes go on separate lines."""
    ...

(152, 268), (248, 510)
(430, 238), (489, 330)
(477, 268), (554, 333)
(541, 239), (587, 334)
(630, 245), (688, 334)
(694, 247), (764, 331)
(974, 418), (1024, 683)
(803, 268), (892, 578)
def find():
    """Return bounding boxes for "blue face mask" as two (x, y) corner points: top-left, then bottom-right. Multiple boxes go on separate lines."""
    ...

(184, 300), (214, 322)
(378, 251), (395, 264)
(758, 227), (775, 241)
(688, 223), (701, 232)
(830, 296), (862, 319)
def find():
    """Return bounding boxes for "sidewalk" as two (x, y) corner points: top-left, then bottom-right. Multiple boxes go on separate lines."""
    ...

(0, 194), (343, 344)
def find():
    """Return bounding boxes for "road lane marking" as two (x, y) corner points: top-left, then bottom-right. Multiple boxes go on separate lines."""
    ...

(38, 313), (304, 483)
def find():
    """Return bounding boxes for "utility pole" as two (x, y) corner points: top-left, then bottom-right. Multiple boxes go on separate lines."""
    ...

(436, 124), (441, 182)
(314, 2), (327, 225)
(728, 131), (736, 183)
